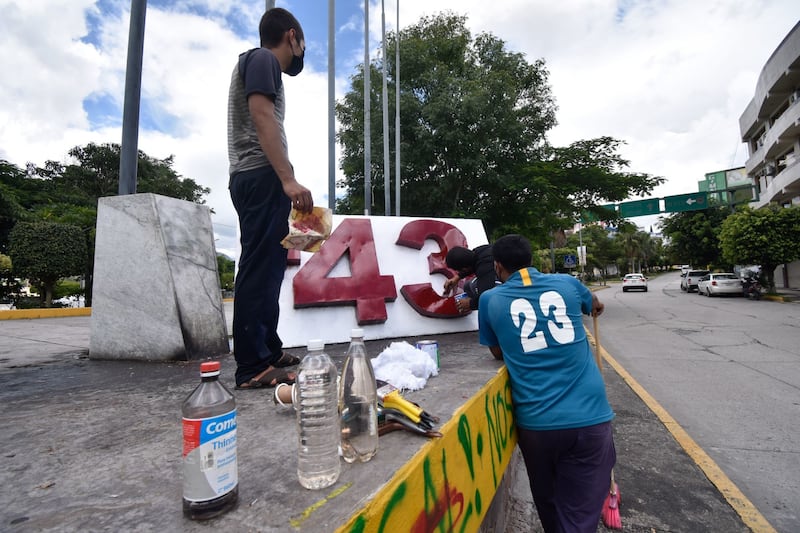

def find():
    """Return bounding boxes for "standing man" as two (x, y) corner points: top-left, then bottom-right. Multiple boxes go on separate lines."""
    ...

(478, 234), (615, 532)
(442, 244), (498, 313)
(227, 8), (313, 389)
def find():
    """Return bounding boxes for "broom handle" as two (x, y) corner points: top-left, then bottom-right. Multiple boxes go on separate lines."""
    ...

(593, 313), (618, 496)
(593, 313), (602, 372)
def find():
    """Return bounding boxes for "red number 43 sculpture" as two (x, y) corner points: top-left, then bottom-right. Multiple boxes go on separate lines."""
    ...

(292, 218), (470, 324)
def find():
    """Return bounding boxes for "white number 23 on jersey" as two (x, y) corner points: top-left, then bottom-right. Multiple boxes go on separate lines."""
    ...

(509, 291), (575, 352)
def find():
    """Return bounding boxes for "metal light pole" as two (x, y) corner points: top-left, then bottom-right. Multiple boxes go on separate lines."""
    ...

(381, 0), (391, 215)
(328, 0), (336, 210)
(363, 0), (371, 215)
(118, 0), (147, 195)
(394, 0), (401, 216)
(265, 0), (275, 10)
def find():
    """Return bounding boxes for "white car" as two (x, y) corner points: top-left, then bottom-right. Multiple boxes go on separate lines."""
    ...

(697, 273), (741, 297)
(622, 273), (648, 292)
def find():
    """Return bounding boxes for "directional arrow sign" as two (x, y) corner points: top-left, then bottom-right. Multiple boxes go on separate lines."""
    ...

(663, 192), (709, 213)
(618, 198), (660, 218)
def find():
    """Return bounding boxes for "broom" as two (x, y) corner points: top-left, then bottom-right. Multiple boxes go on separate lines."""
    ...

(593, 314), (622, 530)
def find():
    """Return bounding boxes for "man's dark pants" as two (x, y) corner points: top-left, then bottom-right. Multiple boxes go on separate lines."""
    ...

(229, 165), (290, 386)
(517, 421), (616, 533)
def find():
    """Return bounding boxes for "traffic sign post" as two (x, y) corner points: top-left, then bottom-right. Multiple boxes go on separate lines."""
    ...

(663, 192), (708, 213)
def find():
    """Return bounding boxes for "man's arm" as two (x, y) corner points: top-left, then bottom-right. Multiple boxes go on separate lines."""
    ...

(248, 93), (313, 213)
(489, 346), (503, 361)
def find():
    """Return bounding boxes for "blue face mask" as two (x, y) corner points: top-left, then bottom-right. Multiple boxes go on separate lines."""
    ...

(287, 39), (304, 76)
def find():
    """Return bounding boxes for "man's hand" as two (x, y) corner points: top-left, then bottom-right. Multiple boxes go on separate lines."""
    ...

(591, 293), (605, 317)
(443, 275), (459, 296)
(456, 296), (471, 314)
(282, 180), (313, 214)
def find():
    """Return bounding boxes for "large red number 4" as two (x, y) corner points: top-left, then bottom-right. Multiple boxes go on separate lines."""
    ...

(293, 218), (397, 324)
(396, 220), (469, 318)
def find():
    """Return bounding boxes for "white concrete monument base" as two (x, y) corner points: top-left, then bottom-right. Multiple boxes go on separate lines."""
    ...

(89, 193), (229, 361)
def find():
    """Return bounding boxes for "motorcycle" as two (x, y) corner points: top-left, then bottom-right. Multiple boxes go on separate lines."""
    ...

(741, 277), (762, 300)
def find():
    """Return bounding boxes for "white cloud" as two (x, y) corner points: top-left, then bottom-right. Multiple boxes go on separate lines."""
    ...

(2, 0), (799, 257)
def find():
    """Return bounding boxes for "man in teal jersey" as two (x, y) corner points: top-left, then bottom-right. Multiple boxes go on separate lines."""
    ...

(478, 234), (615, 533)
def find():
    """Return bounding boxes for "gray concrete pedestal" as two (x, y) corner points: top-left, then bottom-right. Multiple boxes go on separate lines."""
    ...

(89, 193), (229, 361)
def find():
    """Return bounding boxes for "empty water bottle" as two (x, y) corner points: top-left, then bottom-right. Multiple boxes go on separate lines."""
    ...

(339, 329), (378, 463)
(295, 339), (340, 490)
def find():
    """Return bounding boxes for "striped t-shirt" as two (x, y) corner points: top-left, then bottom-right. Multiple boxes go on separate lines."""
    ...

(227, 47), (286, 176)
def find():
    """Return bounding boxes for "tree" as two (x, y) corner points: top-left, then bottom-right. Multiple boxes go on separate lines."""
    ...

(2, 144), (211, 306)
(719, 204), (800, 292)
(9, 221), (87, 307)
(335, 13), (662, 245)
(660, 207), (730, 269)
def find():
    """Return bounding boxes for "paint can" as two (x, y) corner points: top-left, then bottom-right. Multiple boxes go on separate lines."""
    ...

(416, 340), (439, 369)
(455, 292), (468, 312)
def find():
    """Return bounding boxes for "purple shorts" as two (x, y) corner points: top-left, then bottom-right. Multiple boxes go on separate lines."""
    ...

(517, 421), (616, 533)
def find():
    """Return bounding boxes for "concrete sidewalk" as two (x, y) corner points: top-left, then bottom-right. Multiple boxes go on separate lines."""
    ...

(0, 306), (759, 532)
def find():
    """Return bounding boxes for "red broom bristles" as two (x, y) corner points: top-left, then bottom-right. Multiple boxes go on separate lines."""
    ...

(601, 479), (622, 530)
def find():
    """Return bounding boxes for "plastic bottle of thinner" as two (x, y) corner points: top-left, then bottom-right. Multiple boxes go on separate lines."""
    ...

(339, 328), (379, 463)
(295, 339), (341, 489)
(182, 361), (238, 519)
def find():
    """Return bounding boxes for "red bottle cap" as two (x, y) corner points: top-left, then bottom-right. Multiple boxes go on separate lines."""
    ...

(200, 361), (221, 375)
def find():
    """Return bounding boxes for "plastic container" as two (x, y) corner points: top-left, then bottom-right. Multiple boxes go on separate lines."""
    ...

(295, 339), (341, 489)
(339, 328), (379, 463)
(182, 361), (238, 519)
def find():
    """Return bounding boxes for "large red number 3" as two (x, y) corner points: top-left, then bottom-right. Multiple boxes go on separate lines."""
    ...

(396, 220), (469, 317)
(293, 218), (397, 324)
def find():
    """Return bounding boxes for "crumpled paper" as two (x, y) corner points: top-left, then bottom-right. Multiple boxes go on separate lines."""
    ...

(280, 206), (332, 252)
(370, 341), (439, 391)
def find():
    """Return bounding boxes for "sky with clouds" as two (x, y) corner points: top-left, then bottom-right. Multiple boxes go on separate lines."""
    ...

(1, 0), (798, 258)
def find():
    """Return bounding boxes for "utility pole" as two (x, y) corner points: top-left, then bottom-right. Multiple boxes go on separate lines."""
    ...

(363, 0), (371, 215)
(394, 0), (401, 216)
(118, 0), (147, 195)
(381, 0), (391, 215)
(328, 0), (336, 210)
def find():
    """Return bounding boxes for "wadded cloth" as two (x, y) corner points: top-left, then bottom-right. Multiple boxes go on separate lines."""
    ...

(370, 341), (439, 391)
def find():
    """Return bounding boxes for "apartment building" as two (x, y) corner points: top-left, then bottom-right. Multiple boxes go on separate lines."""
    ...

(739, 21), (800, 288)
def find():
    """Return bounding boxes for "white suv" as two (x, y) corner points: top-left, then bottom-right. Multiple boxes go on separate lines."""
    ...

(681, 269), (709, 293)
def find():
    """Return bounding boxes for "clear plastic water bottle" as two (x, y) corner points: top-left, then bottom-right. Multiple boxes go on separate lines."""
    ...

(295, 339), (341, 490)
(182, 361), (238, 519)
(339, 328), (378, 463)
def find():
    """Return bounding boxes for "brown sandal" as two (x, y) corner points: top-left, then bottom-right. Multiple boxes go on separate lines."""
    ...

(274, 351), (300, 368)
(236, 367), (296, 390)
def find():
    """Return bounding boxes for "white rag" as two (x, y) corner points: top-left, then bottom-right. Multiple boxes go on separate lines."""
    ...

(370, 341), (439, 391)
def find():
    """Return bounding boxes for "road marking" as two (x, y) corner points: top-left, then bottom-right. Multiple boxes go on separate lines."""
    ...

(586, 329), (777, 533)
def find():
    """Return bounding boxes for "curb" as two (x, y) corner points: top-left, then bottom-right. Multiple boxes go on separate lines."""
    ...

(0, 307), (92, 320)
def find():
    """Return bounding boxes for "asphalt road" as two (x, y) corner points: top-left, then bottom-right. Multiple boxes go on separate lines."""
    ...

(594, 271), (800, 533)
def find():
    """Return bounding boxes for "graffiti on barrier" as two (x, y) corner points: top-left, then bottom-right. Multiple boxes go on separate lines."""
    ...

(337, 369), (516, 533)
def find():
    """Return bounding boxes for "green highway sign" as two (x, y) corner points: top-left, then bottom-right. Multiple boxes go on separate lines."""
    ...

(581, 204), (617, 222)
(663, 192), (708, 213)
(618, 198), (660, 218)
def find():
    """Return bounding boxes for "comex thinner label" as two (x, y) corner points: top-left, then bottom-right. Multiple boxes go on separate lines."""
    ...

(182, 409), (237, 502)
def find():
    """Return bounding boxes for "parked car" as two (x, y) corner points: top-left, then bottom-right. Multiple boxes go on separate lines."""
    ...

(622, 273), (648, 292)
(681, 269), (709, 292)
(697, 273), (742, 297)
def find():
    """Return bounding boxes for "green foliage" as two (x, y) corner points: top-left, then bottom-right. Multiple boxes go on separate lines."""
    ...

(217, 253), (235, 292)
(9, 221), (87, 307)
(719, 204), (800, 291)
(660, 207), (731, 269)
(54, 279), (83, 300)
